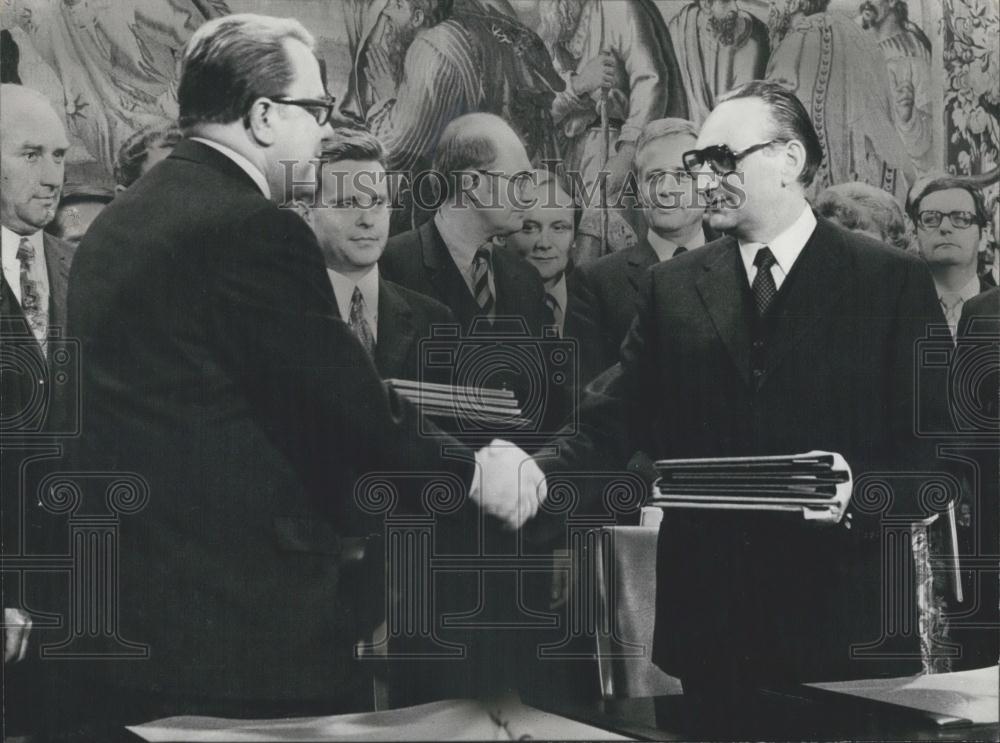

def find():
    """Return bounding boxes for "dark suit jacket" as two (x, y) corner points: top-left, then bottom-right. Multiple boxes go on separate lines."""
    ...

(572, 227), (717, 370)
(65, 139), (473, 703)
(1, 232), (75, 581)
(381, 218), (549, 336)
(542, 217), (948, 682)
(374, 278), (456, 382)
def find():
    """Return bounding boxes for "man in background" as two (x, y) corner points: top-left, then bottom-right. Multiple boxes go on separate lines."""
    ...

(45, 183), (115, 247)
(113, 121), (182, 190)
(908, 175), (992, 339)
(815, 181), (910, 250)
(0, 82), (75, 737)
(669, 0), (770, 125)
(573, 117), (712, 369)
(302, 127), (456, 381)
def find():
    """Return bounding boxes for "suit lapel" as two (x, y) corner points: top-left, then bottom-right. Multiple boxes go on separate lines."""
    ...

(44, 233), (73, 330)
(374, 279), (417, 379)
(627, 239), (658, 293)
(0, 274), (45, 369)
(420, 220), (479, 325)
(760, 218), (849, 386)
(696, 237), (753, 389)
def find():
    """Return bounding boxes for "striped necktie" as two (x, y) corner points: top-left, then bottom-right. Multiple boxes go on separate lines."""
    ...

(544, 292), (563, 336)
(751, 246), (778, 317)
(16, 236), (48, 356)
(349, 286), (375, 355)
(470, 246), (495, 316)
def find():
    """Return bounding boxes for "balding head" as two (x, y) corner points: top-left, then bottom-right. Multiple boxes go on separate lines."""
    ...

(1, 84), (70, 234)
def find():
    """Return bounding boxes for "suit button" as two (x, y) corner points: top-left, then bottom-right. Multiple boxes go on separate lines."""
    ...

(752, 340), (765, 349)
(752, 368), (765, 378)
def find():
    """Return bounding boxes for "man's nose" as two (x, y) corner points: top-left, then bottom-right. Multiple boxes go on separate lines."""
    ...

(938, 217), (953, 234)
(40, 155), (64, 188)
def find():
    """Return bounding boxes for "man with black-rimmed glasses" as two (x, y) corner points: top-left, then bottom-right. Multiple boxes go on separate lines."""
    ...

(908, 175), (993, 340)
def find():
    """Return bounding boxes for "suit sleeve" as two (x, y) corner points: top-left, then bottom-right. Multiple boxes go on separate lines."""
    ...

(209, 207), (473, 514)
(540, 268), (657, 476)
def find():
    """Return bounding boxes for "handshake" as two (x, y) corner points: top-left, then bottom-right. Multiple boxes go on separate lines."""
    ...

(469, 439), (548, 529)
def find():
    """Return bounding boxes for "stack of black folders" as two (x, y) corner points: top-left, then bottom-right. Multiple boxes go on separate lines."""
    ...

(650, 451), (854, 525)
(387, 378), (534, 430)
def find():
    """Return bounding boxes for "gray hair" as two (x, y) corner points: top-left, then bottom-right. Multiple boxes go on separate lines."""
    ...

(816, 182), (909, 250)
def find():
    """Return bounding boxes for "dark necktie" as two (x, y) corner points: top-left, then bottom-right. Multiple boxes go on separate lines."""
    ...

(544, 292), (563, 336)
(470, 246), (495, 316)
(751, 246), (778, 317)
(349, 286), (375, 355)
(16, 236), (48, 355)
(672, 245), (687, 258)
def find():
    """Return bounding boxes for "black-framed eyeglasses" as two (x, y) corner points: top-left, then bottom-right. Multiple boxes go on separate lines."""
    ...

(917, 210), (978, 230)
(682, 139), (784, 176)
(268, 96), (337, 126)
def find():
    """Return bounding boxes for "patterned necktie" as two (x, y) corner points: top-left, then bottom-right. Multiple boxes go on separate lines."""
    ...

(672, 245), (687, 258)
(940, 292), (964, 342)
(16, 237), (48, 355)
(470, 246), (495, 316)
(544, 292), (563, 336)
(349, 286), (375, 355)
(751, 246), (778, 317)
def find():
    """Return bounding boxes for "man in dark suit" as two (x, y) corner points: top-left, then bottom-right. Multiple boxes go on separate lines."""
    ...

(1, 82), (75, 736)
(573, 118), (716, 369)
(58, 14), (542, 735)
(908, 175), (994, 340)
(522, 81), (949, 710)
(300, 127), (457, 381)
(381, 113), (549, 338)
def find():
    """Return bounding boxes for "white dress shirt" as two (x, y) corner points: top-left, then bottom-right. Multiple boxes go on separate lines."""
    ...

(327, 265), (379, 343)
(1, 226), (47, 308)
(434, 212), (497, 299)
(738, 205), (817, 290)
(647, 226), (706, 263)
(190, 137), (271, 199)
(935, 272), (982, 340)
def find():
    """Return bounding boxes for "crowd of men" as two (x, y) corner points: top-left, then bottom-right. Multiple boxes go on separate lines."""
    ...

(1, 7), (998, 742)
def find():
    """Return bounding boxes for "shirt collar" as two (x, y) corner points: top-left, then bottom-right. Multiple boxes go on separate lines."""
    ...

(327, 265), (380, 325)
(738, 204), (816, 282)
(547, 273), (568, 313)
(190, 137), (271, 199)
(435, 211), (492, 274)
(646, 226), (707, 262)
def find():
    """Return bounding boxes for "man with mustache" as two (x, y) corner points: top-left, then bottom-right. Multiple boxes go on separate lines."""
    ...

(859, 0), (934, 175)
(765, 0), (915, 203)
(668, 0), (770, 126)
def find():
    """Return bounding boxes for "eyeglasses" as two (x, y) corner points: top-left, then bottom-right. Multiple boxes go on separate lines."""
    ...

(682, 139), (783, 176)
(268, 96), (337, 126)
(917, 210), (978, 230)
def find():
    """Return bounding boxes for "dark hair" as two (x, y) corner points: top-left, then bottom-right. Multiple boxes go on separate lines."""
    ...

(719, 79), (825, 187)
(906, 175), (989, 229)
(114, 122), (182, 187)
(177, 14), (315, 130)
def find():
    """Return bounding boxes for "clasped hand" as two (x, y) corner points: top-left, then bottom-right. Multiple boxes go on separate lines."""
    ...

(470, 439), (547, 529)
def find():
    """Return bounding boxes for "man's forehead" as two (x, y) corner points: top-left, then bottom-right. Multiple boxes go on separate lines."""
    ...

(1, 119), (70, 150)
(698, 99), (768, 147)
(639, 134), (695, 169)
(320, 160), (387, 192)
(283, 38), (326, 95)
(921, 188), (974, 208)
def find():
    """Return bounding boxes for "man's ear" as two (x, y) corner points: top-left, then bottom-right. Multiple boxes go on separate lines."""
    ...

(411, 8), (425, 28)
(246, 98), (277, 146)
(782, 139), (807, 187)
